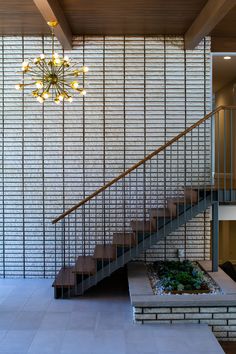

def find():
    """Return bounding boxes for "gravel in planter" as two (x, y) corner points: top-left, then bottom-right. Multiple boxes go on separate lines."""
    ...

(147, 260), (222, 295)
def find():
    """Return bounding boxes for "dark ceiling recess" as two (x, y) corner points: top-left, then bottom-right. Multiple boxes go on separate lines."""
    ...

(213, 56), (236, 93)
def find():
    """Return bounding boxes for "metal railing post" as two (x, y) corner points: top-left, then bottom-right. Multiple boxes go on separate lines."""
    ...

(212, 201), (219, 272)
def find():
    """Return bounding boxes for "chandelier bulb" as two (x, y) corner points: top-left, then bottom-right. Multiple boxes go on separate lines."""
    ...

(40, 54), (45, 60)
(71, 81), (79, 89)
(80, 89), (87, 96)
(15, 84), (24, 90)
(22, 61), (29, 67)
(82, 66), (89, 73)
(54, 98), (60, 104)
(36, 96), (44, 104)
(42, 91), (50, 99)
(35, 81), (43, 89)
(58, 94), (64, 101)
(54, 58), (61, 66)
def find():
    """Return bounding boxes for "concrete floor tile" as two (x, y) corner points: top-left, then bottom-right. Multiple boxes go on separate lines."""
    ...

(0, 285), (16, 297)
(10, 311), (44, 330)
(125, 340), (158, 353)
(68, 311), (98, 330)
(0, 330), (7, 342)
(23, 296), (51, 312)
(47, 299), (74, 313)
(61, 330), (95, 353)
(93, 329), (126, 354)
(39, 312), (70, 330)
(0, 312), (18, 330)
(27, 330), (65, 354)
(0, 295), (29, 312)
(0, 330), (36, 353)
(95, 310), (127, 331)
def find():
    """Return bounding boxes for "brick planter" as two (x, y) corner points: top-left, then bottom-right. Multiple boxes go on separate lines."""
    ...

(128, 261), (236, 341)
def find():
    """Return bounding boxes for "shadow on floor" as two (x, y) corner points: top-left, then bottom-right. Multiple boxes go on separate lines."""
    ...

(219, 341), (236, 354)
(83, 266), (129, 297)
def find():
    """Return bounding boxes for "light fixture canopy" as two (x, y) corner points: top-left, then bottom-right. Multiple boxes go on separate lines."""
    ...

(15, 21), (88, 104)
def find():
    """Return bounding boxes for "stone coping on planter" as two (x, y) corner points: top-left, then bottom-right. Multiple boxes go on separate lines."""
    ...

(128, 261), (236, 307)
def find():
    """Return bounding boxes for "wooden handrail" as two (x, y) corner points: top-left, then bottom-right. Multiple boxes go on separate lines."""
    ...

(52, 105), (234, 224)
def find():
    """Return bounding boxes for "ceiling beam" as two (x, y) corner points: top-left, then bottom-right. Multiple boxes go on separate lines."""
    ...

(211, 37), (236, 52)
(185, 0), (236, 50)
(33, 0), (72, 50)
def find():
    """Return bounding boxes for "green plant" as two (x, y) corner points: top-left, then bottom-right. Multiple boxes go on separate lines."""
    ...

(153, 260), (208, 292)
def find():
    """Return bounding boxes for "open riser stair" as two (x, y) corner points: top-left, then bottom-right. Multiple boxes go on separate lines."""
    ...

(52, 106), (236, 298)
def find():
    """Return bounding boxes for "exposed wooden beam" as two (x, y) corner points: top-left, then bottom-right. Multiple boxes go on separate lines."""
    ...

(211, 37), (236, 52)
(33, 0), (72, 50)
(185, 0), (236, 50)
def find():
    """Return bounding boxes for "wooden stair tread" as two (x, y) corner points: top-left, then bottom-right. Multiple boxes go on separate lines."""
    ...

(167, 197), (192, 204)
(184, 185), (217, 191)
(150, 208), (170, 218)
(93, 244), (116, 260)
(184, 188), (198, 203)
(112, 232), (136, 246)
(130, 220), (156, 233)
(74, 256), (96, 274)
(52, 267), (75, 288)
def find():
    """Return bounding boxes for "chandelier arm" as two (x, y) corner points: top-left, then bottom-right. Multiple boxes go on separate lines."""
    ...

(28, 62), (50, 76)
(54, 63), (66, 76)
(62, 72), (84, 78)
(38, 62), (51, 76)
(59, 62), (80, 73)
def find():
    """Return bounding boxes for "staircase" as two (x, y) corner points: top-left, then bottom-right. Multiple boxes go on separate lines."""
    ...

(52, 105), (236, 298)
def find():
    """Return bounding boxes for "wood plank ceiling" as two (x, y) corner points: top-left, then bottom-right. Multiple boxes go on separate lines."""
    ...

(59, 0), (208, 35)
(0, 0), (236, 51)
(0, 0), (208, 35)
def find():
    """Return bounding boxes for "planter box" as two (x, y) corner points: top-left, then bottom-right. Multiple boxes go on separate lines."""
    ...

(128, 260), (236, 341)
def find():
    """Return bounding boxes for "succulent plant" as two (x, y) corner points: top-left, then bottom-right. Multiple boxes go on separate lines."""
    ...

(152, 260), (208, 292)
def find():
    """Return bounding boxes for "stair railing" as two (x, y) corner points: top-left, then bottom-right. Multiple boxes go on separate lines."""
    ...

(52, 106), (236, 286)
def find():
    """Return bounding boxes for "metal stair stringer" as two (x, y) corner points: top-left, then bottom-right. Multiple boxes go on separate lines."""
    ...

(75, 195), (213, 295)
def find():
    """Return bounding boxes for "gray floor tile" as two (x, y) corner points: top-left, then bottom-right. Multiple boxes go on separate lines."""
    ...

(27, 330), (65, 354)
(39, 312), (70, 330)
(0, 312), (18, 330)
(125, 339), (158, 353)
(0, 295), (29, 312)
(95, 310), (128, 331)
(23, 295), (52, 312)
(0, 330), (36, 353)
(10, 311), (44, 330)
(0, 330), (7, 342)
(61, 330), (95, 353)
(92, 329), (126, 354)
(47, 299), (74, 313)
(68, 311), (98, 330)
(0, 286), (16, 298)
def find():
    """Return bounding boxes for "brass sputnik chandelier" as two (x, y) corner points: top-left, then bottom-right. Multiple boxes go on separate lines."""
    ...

(15, 21), (88, 104)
